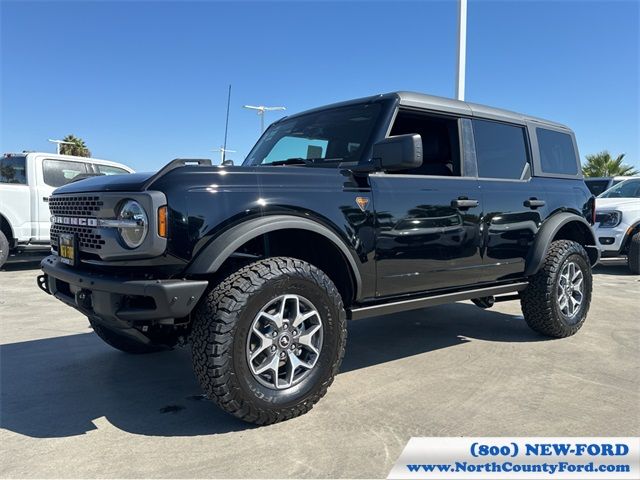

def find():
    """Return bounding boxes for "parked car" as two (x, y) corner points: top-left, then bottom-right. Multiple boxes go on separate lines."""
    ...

(595, 177), (640, 273)
(0, 152), (134, 268)
(584, 176), (636, 196)
(38, 92), (599, 425)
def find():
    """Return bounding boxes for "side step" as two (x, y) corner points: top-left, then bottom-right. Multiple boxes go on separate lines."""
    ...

(348, 282), (528, 320)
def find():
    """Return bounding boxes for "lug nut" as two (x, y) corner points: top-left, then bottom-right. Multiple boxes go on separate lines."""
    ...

(292, 329), (298, 336)
(279, 351), (286, 359)
(271, 331), (278, 338)
(270, 345), (277, 352)
(290, 344), (296, 351)
(283, 323), (289, 330)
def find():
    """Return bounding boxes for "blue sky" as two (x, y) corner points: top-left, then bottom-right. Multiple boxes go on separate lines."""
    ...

(1, 0), (638, 172)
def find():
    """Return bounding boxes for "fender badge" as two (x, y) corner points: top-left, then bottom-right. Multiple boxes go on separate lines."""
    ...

(355, 196), (369, 212)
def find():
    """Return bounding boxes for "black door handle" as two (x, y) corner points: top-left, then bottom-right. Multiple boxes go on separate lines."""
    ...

(451, 197), (479, 209)
(524, 198), (545, 209)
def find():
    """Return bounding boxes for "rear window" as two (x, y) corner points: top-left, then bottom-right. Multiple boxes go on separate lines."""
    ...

(43, 159), (89, 187)
(0, 155), (27, 184)
(537, 128), (578, 175)
(473, 120), (529, 180)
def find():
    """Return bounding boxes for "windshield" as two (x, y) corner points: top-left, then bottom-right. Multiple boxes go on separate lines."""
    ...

(598, 178), (640, 198)
(243, 103), (382, 167)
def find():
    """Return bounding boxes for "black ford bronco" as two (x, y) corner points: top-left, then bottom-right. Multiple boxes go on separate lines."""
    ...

(39, 92), (599, 424)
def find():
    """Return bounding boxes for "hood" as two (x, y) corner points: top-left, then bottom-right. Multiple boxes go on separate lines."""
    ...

(596, 197), (640, 209)
(53, 172), (156, 194)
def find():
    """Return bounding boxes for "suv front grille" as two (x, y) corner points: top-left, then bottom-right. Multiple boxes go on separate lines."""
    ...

(49, 195), (106, 251)
(49, 195), (103, 217)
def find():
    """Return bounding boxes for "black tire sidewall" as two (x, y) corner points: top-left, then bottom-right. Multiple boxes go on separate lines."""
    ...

(551, 251), (592, 328)
(0, 230), (9, 268)
(230, 272), (343, 409)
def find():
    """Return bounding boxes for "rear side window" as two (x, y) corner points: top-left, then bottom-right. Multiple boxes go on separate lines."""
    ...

(0, 155), (27, 184)
(97, 164), (129, 175)
(537, 128), (578, 175)
(43, 159), (89, 187)
(473, 120), (529, 179)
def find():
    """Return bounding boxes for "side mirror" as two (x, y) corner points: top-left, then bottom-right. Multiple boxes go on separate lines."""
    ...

(372, 134), (423, 172)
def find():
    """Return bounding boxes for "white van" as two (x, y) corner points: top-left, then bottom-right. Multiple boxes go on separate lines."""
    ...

(0, 152), (134, 268)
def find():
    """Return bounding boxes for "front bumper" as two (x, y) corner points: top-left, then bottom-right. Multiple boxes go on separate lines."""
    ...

(594, 222), (632, 256)
(39, 255), (208, 329)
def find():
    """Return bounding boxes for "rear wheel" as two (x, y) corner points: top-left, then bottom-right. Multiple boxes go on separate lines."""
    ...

(89, 318), (168, 354)
(521, 240), (592, 338)
(627, 231), (640, 274)
(191, 257), (347, 425)
(0, 230), (9, 269)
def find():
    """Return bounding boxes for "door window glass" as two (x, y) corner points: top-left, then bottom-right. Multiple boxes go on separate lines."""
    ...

(97, 164), (129, 175)
(0, 155), (27, 184)
(473, 120), (529, 179)
(537, 128), (578, 175)
(43, 159), (89, 187)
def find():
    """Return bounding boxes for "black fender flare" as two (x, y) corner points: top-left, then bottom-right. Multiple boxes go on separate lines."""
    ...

(186, 214), (363, 299)
(524, 212), (599, 276)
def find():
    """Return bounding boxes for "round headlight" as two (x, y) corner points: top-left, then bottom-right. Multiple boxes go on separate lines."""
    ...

(117, 200), (148, 248)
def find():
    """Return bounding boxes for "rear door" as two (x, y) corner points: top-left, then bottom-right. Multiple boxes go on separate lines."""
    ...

(473, 119), (546, 281)
(371, 110), (484, 297)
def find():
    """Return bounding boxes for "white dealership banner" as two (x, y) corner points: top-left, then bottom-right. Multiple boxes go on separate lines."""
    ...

(388, 437), (640, 479)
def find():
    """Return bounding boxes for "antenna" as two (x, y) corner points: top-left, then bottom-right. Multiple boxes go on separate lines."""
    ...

(243, 104), (286, 133)
(222, 85), (232, 163)
(48, 139), (74, 155)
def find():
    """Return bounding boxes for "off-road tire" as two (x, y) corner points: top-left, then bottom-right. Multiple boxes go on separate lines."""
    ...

(191, 257), (347, 425)
(627, 231), (640, 274)
(0, 230), (9, 269)
(89, 318), (166, 354)
(520, 240), (592, 338)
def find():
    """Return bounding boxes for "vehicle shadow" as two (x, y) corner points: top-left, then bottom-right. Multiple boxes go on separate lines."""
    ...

(0, 253), (48, 272)
(593, 261), (634, 276)
(0, 303), (545, 439)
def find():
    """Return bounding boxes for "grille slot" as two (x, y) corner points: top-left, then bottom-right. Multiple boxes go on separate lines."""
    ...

(50, 195), (106, 251)
(49, 195), (103, 217)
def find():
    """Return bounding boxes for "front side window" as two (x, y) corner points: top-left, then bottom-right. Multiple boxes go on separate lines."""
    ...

(244, 103), (381, 167)
(389, 111), (461, 176)
(599, 178), (640, 198)
(43, 159), (88, 187)
(0, 155), (27, 184)
(537, 128), (578, 175)
(473, 119), (529, 180)
(97, 164), (129, 175)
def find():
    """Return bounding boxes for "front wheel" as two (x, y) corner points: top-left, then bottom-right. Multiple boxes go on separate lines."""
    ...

(191, 257), (347, 425)
(627, 231), (640, 274)
(0, 230), (9, 269)
(520, 240), (592, 338)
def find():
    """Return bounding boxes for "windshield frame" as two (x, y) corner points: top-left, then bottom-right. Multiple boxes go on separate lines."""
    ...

(242, 99), (395, 168)
(598, 178), (640, 198)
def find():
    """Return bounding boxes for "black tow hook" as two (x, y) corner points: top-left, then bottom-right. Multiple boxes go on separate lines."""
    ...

(37, 275), (51, 295)
(76, 289), (93, 310)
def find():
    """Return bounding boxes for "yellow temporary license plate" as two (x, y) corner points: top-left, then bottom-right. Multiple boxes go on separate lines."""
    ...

(58, 233), (77, 266)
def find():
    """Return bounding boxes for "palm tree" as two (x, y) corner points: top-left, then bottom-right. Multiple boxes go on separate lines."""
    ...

(582, 151), (637, 177)
(59, 134), (91, 157)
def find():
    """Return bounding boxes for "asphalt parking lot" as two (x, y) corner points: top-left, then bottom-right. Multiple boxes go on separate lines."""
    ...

(1, 254), (638, 478)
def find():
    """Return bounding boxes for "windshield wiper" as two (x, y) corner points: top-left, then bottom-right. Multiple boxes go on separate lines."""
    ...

(266, 157), (344, 166)
(268, 158), (312, 166)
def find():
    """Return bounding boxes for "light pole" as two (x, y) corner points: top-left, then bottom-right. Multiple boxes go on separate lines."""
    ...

(243, 105), (286, 133)
(48, 139), (74, 155)
(455, 0), (467, 101)
(212, 146), (236, 164)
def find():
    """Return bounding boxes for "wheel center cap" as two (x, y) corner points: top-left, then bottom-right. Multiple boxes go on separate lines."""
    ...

(279, 334), (291, 348)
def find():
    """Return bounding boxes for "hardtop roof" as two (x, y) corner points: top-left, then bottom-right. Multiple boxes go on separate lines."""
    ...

(283, 91), (571, 130)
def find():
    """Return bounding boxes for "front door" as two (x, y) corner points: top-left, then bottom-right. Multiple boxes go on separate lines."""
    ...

(372, 174), (483, 297)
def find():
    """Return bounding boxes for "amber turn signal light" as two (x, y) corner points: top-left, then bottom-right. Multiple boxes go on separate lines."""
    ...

(158, 206), (167, 237)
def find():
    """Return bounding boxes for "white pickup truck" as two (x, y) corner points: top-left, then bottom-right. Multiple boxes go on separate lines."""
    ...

(0, 152), (134, 268)
(594, 177), (640, 273)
